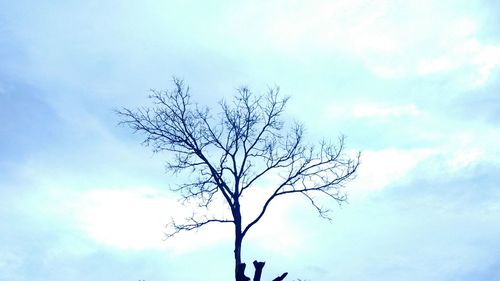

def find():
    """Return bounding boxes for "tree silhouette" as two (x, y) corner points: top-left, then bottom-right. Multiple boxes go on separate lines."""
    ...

(117, 78), (360, 281)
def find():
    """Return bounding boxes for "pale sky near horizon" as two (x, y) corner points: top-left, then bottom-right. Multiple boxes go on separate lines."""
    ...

(1, 1), (500, 281)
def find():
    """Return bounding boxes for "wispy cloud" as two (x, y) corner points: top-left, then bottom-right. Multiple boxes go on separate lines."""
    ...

(324, 102), (422, 120)
(75, 187), (236, 254)
(352, 103), (421, 118)
(349, 148), (436, 196)
(223, 1), (500, 86)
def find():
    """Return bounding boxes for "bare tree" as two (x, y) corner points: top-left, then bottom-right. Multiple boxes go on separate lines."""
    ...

(117, 78), (359, 281)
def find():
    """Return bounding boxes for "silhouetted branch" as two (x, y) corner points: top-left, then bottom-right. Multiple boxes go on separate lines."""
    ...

(165, 216), (234, 239)
(273, 272), (288, 281)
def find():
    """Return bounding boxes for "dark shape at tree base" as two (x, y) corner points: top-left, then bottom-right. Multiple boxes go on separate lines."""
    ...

(272, 272), (288, 281)
(253, 261), (265, 281)
(236, 261), (287, 281)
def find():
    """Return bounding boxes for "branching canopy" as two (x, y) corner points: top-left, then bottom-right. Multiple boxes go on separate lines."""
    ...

(117, 78), (359, 239)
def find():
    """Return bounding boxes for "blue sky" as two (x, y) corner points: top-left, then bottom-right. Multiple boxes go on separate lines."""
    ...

(1, 1), (500, 280)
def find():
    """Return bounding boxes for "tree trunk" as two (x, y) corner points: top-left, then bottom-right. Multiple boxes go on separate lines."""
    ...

(235, 235), (250, 281)
(236, 262), (250, 281)
(234, 208), (250, 281)
(235, 234), (242, 280)
(233, 204), (286, 281)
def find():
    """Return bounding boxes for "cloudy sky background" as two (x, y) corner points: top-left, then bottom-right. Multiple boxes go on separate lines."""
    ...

(1, 1), (500, 280)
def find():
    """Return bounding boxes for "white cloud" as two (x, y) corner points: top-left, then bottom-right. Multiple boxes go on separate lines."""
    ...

(470, 43), (500, 86)
(324, 102), (422, 120)
(415, 37), (500, 86)
(447, 148), (484, 170)
(77, 188), (173, 250)
(75, 187), (233, 253)
(349, 128), (500, 198)
(367, 16), (500, 85)
(226, 0), (399, 55)
(440, 130), (500, 171)
(352, 103), (421, 118)
(224, 1), (500, 86)
(369, 64), (405, 79)
(417, 57), (455, 75)
(349, 148), (437, 197)
(73, 185), (307, 255)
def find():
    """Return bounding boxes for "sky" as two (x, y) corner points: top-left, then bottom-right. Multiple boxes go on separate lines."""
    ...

(1, 0), (500, 280)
